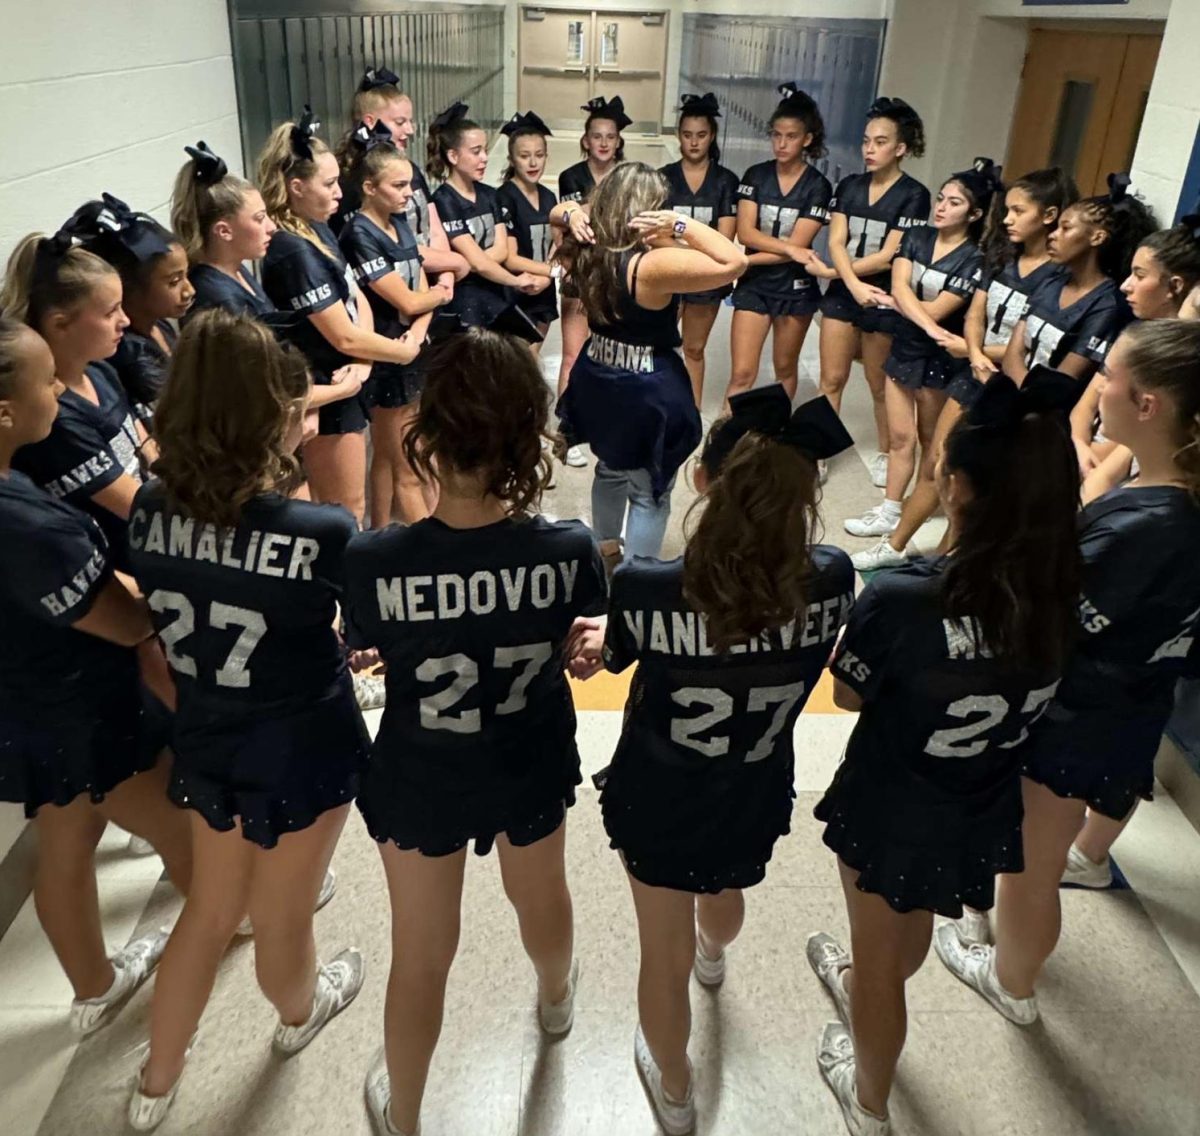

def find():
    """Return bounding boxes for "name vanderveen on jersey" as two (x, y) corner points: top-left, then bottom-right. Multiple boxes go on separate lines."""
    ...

(615, 591), (853, 660)
(372, 559), (586, 622)
(128, 509), (323, 581)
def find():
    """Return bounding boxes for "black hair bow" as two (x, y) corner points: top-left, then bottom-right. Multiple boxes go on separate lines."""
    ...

(966, 367), (1078, 432)
(952, 155), (1003, 202)
(489, 302), (545, 345)
(1106, 172), (1132, 204)
(184, 141), (228, 186)
(351, 118), (395, 151)
(703, 387), (853, 475)
(74, 194), (173, 263)
(680, 92), (721, 117)
(359, 67), (400, 92)
(291, 106), (321, 161)
(866, 95), (913, 118)
(500, 110), (552, 137)
(581, 95), (632, 130)
(431, 101), (470, 131)
(31, 227), (84, 288)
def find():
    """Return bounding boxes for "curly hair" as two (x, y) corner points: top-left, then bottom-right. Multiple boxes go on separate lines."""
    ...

(403, 327), (554, 515)
(1071, 190), (1159, 282)
(867, 99), (926, 160)
(683, 431), (821, 652)
(771, 89), (827, 162)
(559, 162), (669, 326)
(151, 309), (310, 529)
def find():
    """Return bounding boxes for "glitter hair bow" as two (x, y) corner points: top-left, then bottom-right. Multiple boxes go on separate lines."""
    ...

(184, 141), (228, 186)
(359, 67), (400, 92)
(290, 106), (321, 162)
(351, 119), (396, 151)
(500, 110), (552, 137)
(71, 193), (172, 263)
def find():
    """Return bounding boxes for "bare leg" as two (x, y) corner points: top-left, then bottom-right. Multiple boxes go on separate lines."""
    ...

(771, 314), (815, 402)
(726, 309), (772, 407)
(680, 301), (721, 406)
(696, 888), (744, 959)
(370, 404), (426, 527)
(378, 843), (468, 1136)
(818, 316), (860, 416)
(626, 870), (695, 1103)
(1075, 805), (1137, 864)
(993, 777), (1086, 998)
(882, 380), (917, 504)
(303, 432), (368, 525)
(837, 859), (932, 1118)
(860, 332), (894, 455)
(97, 756), (192, 893)
(495, 823), (573, 1005)
(889, 397), (961, 552)
(558, 299), (588, 397)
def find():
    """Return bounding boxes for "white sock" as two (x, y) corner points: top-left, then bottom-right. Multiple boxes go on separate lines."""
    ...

(881, 499), (902, 520)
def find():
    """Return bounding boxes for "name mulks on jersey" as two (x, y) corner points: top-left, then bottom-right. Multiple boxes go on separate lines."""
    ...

(344, 515), (606, 856)
(598, 549), (854, 894)
(1022, 486), (1200, 819)
(659, 159), (739, 304)
(816, 559), (1064, 917)
(1021, 273), (1130, 371)
(735, 160), (832, 309)
(431, 181), (512, 326)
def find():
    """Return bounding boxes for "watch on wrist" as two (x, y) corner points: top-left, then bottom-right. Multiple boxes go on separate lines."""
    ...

(672, 216), (688, 238)
(561, 207), (575, 227)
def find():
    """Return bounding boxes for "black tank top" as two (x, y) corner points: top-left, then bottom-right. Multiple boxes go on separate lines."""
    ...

(589, 251), (681, 351)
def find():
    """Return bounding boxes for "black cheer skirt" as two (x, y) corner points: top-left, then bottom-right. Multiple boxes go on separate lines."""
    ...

(680, 284), (732, 307)
(169, 674), (368, 849)
(1021, 701), (1163, 820)
(558, 347), (701, 500)
(885, 331), (967, 392)
(518, 280), (560, 325)
(600, 732), (795, 894)
(0, 684), (154, 817)
(946, 370), (985, 410)
(317, 387), (371, 436)
(820, 279), (902, 336)
(733, 281), (819, 319)
(369, 359), (426, 410)
(449, 277), (513, 328)
(814, 753), (1024, 918)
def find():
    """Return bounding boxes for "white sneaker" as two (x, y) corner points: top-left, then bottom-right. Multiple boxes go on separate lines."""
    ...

(817, 459), (829, 485)
(933, 924), (1037, 1025)
(816, 1021), (890, 1135)
(1062, 843), (1113, 889)
(71, 928), (170, 1035)
(692, 943), (725, 989)
(634, 1024), (695, 1135)
(273, 947), (366, 1054)
(538, 958), (579, 1035)
(354, 671), (387, 710)
(951, 909), (991, 947)
(851, 539), (907, 572)
(127, 1035), (196, 1132)
(844, 505), (899, 538)
(237, 867), (337, 937)
(869, 452), (889, 488)
(365, 1048), (419, 1136)
(564, 445), (588, 468)
(127, 835), (156, 856)
(806, 932), (852, 1025)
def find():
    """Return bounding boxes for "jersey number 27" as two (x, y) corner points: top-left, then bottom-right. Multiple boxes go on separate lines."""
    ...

(149, 590), (265, 689)
(671, 682), (806, 763)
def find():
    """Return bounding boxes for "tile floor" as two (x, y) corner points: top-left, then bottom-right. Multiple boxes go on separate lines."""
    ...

(3, 312), (1199, 1135)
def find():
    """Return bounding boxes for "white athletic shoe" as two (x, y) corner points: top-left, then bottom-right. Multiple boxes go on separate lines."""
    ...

(126, 835), (156, 856)
(538, 958), (579, 1036)
(236, 867), (337, 938)
(1061, 843), (1114, 889)
(851, 539), (907, 572)
(71, 928), (169, 1035)
(933, 924), (1037, 1025)
(806, 932), (852, 1025)
(844, 505), (899, 538)
(817, 459), (830, 485)
(693, 942), (726, 989)
(273, 947), (365, 1055)
(869, 452), (889, 489)
(365, 1048), (420, 1136)
(634, 1025), (695, 1135)
(127, 1034), (196, 1132)
(951, 909), (992, 948)
(564, 445), (588, 468)
(353, 671), (387, 711)
(816, 1022), (890, 1135)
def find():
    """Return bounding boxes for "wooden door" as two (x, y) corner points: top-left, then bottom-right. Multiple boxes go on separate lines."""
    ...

(592, 10), (668, 132)
(1006, 29), (1161, 195)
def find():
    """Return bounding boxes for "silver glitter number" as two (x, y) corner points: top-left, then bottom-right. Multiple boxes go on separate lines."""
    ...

(924, 694), (1008, 758)
(211, 602), (267, 689)
(149, 590), (198, 678)
(670, 681), (807, 762)
(415, 640), (554, 734)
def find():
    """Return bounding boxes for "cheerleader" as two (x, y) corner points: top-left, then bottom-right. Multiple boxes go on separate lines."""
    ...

(936, 321), (1200, 1029)
(656, 93), (740, 405)
(125, 310), (368, 1130)
(426, 102), (545, 327)
(339, 121), (452, 526)
(553, 94), (630, 465)
(858, 167), (1076, 572)
(808, 369), (1082, 1135)
(808, 97), (931, 485)
(258, 109), (419, 523)
(171, 141), (277, 319)
(496, 110), (560, 348)
(844, 160), (1000, 570)
(342, 329), (606, 1136)
(594, 388), (855, 1134)
(1070, 210), (1200, 479)
(1000, 173), (1155, 387)
(0, 317), (188, 1035)
(2, 228), (145, 568)
(727, 84), (832, 407)
(555, 163), (746, 562)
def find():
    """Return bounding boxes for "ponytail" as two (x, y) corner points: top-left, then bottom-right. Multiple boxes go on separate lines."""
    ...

(0, 315), (34, 398)
(256, 121), (337, 261)
(1138, 221), (1200, 305)
(426, 114), (482, 184)
(985, 166), (1078, 275)
(0, 233), (116, 330)
(1075, 177), (1159, 282)
(170, 157), (254, 264)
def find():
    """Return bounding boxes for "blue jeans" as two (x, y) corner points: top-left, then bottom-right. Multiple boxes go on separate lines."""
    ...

(591, 462), (675, 561)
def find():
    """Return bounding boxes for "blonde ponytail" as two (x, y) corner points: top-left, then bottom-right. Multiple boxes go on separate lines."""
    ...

(256, 122), (338, 262)
(170, 160), (254, 264)
(0, 234), (115, 329)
